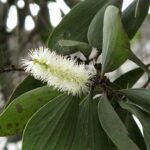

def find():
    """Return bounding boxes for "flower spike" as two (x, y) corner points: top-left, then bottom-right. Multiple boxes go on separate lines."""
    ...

(22, 47), (94, 95)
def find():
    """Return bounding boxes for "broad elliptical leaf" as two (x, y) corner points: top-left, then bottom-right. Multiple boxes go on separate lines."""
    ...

(0, 86), (61, 136)
(87, 0), (122, 48)
(101, 6), (130, 74)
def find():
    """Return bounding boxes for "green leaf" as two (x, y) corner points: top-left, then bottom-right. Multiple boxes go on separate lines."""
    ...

(122, 0), (150, 39)
(113, 67), (144, 89)
(22, 94), (79, 150)
(116, 107), (146, 150)
(64, 0), (79, 8)
(87, 0), (122, 48)
(5, 76), (44, 108)
(101, 6), (130, 74)
(0, 86), (61, 136)
(144, 130), (150, 150)
(120, 88), (150, 113)
(34, 0), (55, 5)
(58, 40), (92, 57)
(135, 0), (140, 18)
(129, 51), (150, 77)
(48, 0), (117, 55)
(98, 94), (140, 150)
(119, 101), (150, 150)
(71, 96), (109, 150)
(124, 113), (146, 150)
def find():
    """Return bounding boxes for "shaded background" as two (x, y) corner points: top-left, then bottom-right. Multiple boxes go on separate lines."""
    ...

(0, 0), (149, 149)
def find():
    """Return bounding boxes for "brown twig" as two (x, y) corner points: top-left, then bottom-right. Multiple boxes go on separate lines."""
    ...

(0, 65), (24, 74)
(142, 78), (150, 88)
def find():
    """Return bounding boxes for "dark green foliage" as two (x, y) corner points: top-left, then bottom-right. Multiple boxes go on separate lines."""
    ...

(48, 0), (119, 56)
(71, 96), (109, 150)
(0, 86), (61, 136)
(0, 0), (150, 150)
(113, 67), (144, 89)
(5, 76), (44, 107)
(120, 89), (150, 113)
(120, 101), (150, 150)
(22, 94), (79, 150)
(101, 5), (130, 73)
(98, 94), (140, 150)
(122, 0), (150, 39)
(87, 0), (123, 48)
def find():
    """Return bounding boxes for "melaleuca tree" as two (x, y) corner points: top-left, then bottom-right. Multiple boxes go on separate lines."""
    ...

(0, 0), (150, 150)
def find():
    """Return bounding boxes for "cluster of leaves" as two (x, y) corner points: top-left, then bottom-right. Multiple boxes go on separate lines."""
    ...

(0, 0), (150, 150)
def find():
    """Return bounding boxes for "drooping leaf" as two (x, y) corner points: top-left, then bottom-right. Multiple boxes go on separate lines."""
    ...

(58, 40), (92, 57)
(122, 0), (150, 39)
(5, 76), (44, 108)
(101, 6), (130, 74)
(71, 96), (109, 150)
(0, 86), (61, 136)
(116, 107), (146, 150)
(125, 113), (146, 150)
(48, 0), (119, 56)
(87, 0), (122, 48)
(120, 101), (150, 150)
(120, 88), (150, 113)
(22, 94), (79, 150)
(98, 94), (140, 150)
(113, 67), (144, 89)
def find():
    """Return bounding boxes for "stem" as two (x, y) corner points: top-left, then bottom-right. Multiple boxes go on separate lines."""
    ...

(89, 83), (96, 100)
(0, 66), (24, 74)
(129, 51), (150, 77)
(142, 78), (150, 88)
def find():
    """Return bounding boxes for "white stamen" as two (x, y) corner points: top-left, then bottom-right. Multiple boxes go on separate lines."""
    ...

(22, 47), (94, 95)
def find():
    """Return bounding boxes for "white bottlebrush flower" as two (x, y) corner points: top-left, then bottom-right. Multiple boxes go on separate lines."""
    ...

(22, 47), (94, 95)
